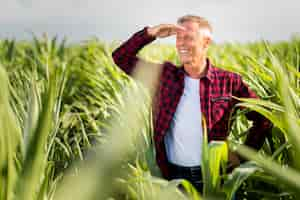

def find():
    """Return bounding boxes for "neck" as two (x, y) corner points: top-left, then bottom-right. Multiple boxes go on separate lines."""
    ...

(184, 58), (207, 79)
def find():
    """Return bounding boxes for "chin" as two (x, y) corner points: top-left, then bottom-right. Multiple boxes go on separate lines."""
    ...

(180, 58), (192, 65)
(181, 60), (192, 65)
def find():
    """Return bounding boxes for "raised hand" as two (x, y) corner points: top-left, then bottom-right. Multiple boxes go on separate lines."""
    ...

(147, 24), (186, 38)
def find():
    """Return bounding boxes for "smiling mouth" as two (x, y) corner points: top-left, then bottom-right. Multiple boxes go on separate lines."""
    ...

(178, 49), (190, 55)
(179, 49), (188, 53)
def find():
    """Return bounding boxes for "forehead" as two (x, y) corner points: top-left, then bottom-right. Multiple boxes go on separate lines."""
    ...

(180, 20), (199, 31)
(177, 21), (199, 36)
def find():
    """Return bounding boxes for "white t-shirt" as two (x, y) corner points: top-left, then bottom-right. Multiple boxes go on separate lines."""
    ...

(164, 75), (203, 166)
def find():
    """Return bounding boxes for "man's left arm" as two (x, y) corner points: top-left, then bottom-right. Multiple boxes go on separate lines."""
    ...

(234, 75), (272, 150)
(227, 74), (272, 172)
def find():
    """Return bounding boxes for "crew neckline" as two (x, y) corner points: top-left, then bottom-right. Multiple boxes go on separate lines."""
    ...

(185, 74), (200, 81)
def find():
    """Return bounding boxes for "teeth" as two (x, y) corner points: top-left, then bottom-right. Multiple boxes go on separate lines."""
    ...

(179, 49), (188, 53)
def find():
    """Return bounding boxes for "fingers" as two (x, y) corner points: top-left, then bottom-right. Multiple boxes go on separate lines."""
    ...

(161, 24), (186, 33)
(151, 24), (186, 38)
(158, 24), (185, 38)
(173, 24), (186, 31)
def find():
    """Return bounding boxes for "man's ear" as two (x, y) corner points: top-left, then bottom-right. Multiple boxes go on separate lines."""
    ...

(203, 37), (211, 49)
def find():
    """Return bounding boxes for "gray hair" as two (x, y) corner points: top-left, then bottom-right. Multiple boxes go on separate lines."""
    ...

(177, 15), (213, 39)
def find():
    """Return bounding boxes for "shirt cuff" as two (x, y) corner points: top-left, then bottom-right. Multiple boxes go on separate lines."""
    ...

(141, 26), (156, 43)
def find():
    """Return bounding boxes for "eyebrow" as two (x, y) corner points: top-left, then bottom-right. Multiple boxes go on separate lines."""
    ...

(177, 33), (197, 39)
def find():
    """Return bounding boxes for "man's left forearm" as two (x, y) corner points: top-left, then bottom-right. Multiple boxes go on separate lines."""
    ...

(244, 111), (272, 150)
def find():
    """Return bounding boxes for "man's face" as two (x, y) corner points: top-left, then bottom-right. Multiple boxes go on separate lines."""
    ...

(176, 21), (207, 66)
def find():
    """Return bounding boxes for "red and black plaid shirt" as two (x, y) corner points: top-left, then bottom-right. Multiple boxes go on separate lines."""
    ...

(112, 27), (271, 178)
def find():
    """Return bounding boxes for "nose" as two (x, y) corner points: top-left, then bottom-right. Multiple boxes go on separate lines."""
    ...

(176, 39), (182, 46)
(176, 36), (184, 46)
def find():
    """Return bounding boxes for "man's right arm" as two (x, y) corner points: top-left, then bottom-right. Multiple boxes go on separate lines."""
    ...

(112, 27), (156, 75)
(112, 24), (185, 75)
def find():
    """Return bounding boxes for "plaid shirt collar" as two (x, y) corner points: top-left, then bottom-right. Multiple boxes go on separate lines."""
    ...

(178, 58), (215, 82)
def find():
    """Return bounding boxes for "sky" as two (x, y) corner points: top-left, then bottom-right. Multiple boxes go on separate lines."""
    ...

(1, 0), (300, 43)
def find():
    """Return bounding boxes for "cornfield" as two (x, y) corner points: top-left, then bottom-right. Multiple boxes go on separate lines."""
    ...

(1, 34), (300, 199)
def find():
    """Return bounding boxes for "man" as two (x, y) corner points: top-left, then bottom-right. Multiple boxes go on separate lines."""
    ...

(112, 15), (271, 192)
